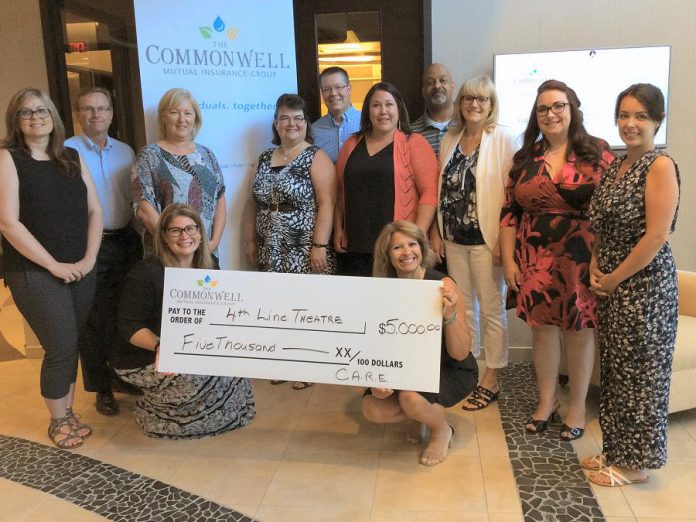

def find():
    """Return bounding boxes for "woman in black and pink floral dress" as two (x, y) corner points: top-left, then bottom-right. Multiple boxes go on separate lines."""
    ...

(499, 80), (613, 440)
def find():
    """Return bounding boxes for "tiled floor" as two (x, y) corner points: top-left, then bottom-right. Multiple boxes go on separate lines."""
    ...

(2, 284), (696, 521)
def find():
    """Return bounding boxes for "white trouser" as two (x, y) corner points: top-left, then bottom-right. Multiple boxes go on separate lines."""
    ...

(443, 241), (509, 368)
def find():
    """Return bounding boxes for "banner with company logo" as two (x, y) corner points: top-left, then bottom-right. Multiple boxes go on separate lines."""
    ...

(134, 0), (297, 269)
(159, 269), (444, 392)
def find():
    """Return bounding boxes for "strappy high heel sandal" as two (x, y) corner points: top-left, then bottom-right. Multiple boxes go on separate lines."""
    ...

(560, 423), (585, 441)
(525, 403), (560, 434)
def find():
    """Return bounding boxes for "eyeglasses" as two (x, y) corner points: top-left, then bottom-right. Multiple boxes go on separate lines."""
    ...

(535, 102), (569, 116)
(320, 84), (348, 96)
(17, 107), (51, 120)
(78, 106), (113, 114)
(166, 224), (200, 237)
(277, 115), (306, 124)
(462, 95), (489, 105)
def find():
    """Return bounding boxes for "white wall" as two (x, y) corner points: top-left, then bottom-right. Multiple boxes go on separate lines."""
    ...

(433, 0), (696, 349)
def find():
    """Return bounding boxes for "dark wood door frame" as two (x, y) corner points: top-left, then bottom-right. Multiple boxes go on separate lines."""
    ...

(38, 0), (144, 149)
(293, 0), (432, 122)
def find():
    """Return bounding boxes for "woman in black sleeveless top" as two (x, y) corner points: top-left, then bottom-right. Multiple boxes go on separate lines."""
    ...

(362, 221), (477, 466)
(0, 88), (103, 449)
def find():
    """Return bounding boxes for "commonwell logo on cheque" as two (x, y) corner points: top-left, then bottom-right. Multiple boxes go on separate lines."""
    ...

(169, 274), (242, 306)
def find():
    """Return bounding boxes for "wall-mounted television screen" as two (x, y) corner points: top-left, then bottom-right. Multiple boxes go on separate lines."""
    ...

(494, 46), (670, 149)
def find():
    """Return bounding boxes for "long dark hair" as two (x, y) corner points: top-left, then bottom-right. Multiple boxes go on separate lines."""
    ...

(2, 87), (80, 176)
(358, 82), (411, 137)
(511, 79), (604, 173)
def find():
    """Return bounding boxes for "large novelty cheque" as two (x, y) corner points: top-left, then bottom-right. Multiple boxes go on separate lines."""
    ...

(159, 269), (444, 392)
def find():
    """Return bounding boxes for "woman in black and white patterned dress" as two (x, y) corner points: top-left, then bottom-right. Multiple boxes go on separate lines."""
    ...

(585, 83), (680, 487)
(247, 94), (336, 276)
(246, 94), (336, 390)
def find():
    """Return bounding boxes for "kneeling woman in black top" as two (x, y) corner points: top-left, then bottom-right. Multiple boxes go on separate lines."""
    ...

(114, 204), (255, 438)
(362, 221), (477, 465)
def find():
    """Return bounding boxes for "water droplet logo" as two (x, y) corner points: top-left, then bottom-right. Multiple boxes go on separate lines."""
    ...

(198, 16), (239, 40)
(196, 274), (219, 288)
(213, 15), (225, 32)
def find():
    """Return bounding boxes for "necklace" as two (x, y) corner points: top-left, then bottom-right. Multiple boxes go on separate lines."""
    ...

(280, 142), (304, 162)
(545, 143), (566, 157)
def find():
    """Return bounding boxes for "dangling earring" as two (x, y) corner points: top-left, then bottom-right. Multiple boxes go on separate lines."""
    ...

(398, 120), (401, 131)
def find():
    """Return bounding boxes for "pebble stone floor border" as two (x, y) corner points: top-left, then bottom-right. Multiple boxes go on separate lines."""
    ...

(0, 435), (257, 521)
(498, 361), (605, 522)
(0, 362), (605, 521)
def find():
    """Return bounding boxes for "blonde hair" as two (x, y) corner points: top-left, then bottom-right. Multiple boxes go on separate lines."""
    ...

(2, 87), (79, 176)
(154, 204), (214, 269)
(372, 221), (435, 278)
(157, 88), (203, 140)
(449, 75), (499, 133)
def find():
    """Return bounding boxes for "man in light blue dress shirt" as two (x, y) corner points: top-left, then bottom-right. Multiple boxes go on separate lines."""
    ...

(311, 67), (361, 163)
(65, 87), (142, 416)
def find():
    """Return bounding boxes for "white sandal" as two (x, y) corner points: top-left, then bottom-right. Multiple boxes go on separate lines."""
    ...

(588, 465), (649, 487)
(580, 454), (607, 471)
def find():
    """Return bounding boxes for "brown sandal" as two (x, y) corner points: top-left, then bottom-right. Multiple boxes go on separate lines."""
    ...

(66, 407), (92, 439)
(48, 415), (84, 449)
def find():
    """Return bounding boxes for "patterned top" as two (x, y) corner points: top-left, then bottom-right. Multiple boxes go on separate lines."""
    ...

(132, 143), (225, 249)
(252, 145), (335, 274)
(440, 143), (484, 245)
(589, 149), (679, 271)
(500, 142), (613, 329)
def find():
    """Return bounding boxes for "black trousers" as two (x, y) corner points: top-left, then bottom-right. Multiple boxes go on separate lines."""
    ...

(79, 228), (142, 392)
(5, 270), (96, 399)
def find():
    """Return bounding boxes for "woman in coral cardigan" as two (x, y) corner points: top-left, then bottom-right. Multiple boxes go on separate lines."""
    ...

(334, 82), (438, 277)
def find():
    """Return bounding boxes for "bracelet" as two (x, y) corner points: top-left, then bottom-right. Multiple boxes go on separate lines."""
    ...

(312, 242), (328, 248)
(443, 311), (458, 326)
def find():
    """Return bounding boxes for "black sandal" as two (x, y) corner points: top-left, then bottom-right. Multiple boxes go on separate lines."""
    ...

(48, 415), (84, 449)
(462, 385), (499, 411)
(66, 407), (92, 439)
(525, 405), (560, 434)
(559, 423), (585, 441)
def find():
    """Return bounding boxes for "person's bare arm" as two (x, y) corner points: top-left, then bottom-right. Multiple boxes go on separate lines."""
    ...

(309, 150), (337, 272)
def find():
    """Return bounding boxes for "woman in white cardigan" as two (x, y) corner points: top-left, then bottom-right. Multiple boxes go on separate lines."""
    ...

(430, 76), (517, 410)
